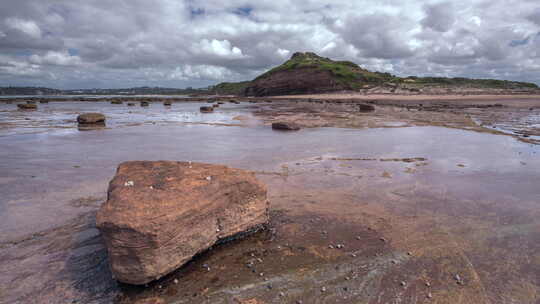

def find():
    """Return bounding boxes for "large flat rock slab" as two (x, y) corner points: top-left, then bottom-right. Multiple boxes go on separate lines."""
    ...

(96, 161), (269, 285)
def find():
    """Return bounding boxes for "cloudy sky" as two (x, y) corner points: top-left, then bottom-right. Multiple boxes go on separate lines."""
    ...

(0, 0), (539, 89)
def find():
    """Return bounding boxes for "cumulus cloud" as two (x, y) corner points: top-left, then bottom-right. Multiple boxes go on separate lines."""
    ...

(527, 9), (540, 26)
(330, 13), (415, 59)
(169, 64), (236, 80)
(29, 51), (81, 66)
(5, 18), (42, 38)
(0, 56), (42, 77)
(197, 39), (245, 59)
(0, 0), (539, 89)
(421, 2), (456, 32)
(276, 48), (291, 58)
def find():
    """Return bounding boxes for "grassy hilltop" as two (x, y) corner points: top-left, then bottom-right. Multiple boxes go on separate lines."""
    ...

(254, 52), (398, 86)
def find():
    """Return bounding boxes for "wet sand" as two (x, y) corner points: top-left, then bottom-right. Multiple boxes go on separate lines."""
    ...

(0, 99), (539, 303)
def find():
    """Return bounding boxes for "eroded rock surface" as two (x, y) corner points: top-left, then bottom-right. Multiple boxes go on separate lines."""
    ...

(96, 161), (269, 285)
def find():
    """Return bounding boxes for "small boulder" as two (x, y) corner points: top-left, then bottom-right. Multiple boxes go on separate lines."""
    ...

(77, 113), (106, 124)
(200, 106), (214, 113)
(163, 101), (172, 106)
(272, 122), (301, 131)
(127, 103), (135, 106)
(96, 161), (269, 284)
(26, 100), (36, 104)
(39, 99), (49, 104)
(111, 100), (123, 104)
(140, 101), (149, 107)
(358, 104), (375, 112)
(17, 103), (37, 110)
(77, 113), (105, 131)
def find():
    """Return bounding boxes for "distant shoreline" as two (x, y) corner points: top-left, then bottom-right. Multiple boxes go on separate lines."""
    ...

(273, 93), (540, 101)
(2, 92), (540, 102)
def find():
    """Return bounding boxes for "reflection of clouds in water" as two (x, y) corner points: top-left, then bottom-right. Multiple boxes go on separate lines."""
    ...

(0, 101), (251, 135)
(520, 113), (540, 124)
(474, 111), (540, 141)
(1, 124), (539, 238)
(328, 126), (538, 175)
(1, 104), (538, 174)
(423, 129), (534, 174)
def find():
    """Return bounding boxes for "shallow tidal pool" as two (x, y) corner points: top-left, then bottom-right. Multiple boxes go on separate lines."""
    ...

(0, 101), (539, 303)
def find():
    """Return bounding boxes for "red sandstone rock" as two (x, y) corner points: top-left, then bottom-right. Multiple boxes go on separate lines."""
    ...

(245, 68), (347, 97)
(96, 161), (269, 284)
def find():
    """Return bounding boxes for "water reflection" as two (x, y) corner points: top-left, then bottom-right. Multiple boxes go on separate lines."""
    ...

(0, 101), (251, 136)
(0, 104), (539, 303)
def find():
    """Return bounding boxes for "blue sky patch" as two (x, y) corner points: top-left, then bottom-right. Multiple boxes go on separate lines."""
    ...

(509, 37), (530, 47)
(233, 6), (253, 17)
(190, 7), (205, 19)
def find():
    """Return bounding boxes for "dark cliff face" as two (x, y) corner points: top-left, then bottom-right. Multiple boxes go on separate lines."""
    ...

(244, 68), (352, 97)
